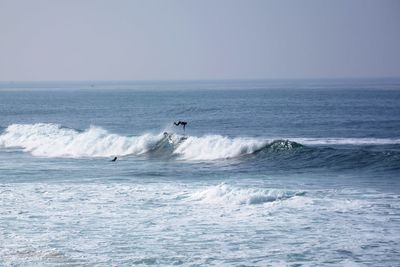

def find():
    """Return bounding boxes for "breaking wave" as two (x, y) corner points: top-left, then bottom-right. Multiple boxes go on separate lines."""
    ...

(173, 135), (267, 160)
(0, 123), (161, 158)
(0, 123), (399, 164)
(0, 123), (297, 159)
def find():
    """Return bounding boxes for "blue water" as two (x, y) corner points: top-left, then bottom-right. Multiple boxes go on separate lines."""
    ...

(1, 79), (399, 266)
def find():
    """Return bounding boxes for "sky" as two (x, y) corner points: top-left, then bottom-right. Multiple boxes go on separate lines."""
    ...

(0, 0), (399, 81)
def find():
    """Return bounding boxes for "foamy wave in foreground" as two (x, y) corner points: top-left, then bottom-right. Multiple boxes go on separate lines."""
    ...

(188, 183), (305, 205)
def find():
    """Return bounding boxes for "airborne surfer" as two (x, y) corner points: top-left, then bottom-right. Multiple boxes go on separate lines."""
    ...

(174, 121), (187, 132)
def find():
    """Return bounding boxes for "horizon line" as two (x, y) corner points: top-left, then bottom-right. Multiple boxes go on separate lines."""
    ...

(1, 76), (400, 84)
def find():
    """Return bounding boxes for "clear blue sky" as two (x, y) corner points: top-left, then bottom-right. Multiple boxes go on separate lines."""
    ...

(0, 0), (399, 81)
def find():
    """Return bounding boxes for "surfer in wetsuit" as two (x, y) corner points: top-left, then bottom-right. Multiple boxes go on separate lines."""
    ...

(111, 157), (117, 162)
(174, 121), (187, 132)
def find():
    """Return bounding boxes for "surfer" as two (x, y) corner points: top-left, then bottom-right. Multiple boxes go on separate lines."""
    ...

(163, 131), (174, 143)
(174, 121), (187, 132)
(111, 157), (117, 162)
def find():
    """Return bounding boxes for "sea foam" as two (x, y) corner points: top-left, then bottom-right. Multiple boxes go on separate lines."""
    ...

(188, 183), (304, 205)
(0, 123), (160, 158)
(173, 135), (267, 160)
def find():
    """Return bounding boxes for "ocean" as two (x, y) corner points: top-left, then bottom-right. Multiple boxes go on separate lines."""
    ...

(0, 79), (399, 266)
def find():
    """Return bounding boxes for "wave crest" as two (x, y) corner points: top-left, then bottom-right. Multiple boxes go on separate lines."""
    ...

(1, 123), (398, 161)
(0, 123), (161, 158)
(173, 135), (268, 160)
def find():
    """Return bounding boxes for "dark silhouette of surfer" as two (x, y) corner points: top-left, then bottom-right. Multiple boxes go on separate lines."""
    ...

(111, 157), (117, 162)
(174, 121), (187, 132)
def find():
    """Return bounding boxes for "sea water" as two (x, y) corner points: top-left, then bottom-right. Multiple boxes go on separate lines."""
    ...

(0, 79), (399, 266)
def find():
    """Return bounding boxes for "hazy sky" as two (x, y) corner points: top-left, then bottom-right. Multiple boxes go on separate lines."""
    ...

(0, 0), (399, 81)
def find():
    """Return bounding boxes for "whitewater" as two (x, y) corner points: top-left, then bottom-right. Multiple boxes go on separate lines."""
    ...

(1, 80), (400, 266)
(2, 123), (400, 160)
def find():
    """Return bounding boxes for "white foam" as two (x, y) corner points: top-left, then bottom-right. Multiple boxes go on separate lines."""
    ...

(0, 123), (161, 158)
(173, 135), (267, 160)
(188, 183), (299, 205)
(1, 182), (399, 265)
